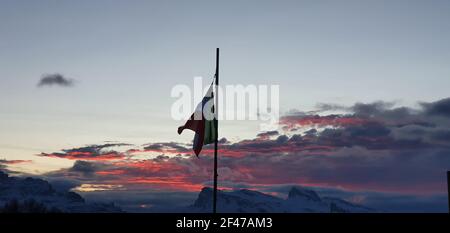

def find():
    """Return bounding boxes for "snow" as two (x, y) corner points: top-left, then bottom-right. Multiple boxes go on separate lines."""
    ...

(188, 187), (376, 213)
(0, 171), (122, 213)
(0, 170), (376, 213)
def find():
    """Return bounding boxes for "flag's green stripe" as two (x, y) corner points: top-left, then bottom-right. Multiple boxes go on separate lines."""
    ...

(203, 119), (217, 145)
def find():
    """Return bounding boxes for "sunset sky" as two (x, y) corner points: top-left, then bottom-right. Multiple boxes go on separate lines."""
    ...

(1, 0), (450, 212)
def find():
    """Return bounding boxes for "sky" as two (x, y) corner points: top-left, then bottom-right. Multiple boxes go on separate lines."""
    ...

(0, 0), (450, 212)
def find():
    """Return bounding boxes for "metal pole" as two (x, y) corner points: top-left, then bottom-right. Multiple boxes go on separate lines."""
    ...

(213, 48), (219, 214)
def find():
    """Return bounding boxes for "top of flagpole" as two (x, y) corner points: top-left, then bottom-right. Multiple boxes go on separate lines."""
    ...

(215, 48), (219, 86)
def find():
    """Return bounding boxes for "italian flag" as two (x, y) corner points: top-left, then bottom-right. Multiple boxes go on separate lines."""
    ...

(177, 82), (217, 156)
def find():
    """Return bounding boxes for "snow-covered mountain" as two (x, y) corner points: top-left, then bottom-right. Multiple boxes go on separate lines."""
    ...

(0, 171), (122, 213)
(0, 170), (375, 213)
(189, 186), (375, 213)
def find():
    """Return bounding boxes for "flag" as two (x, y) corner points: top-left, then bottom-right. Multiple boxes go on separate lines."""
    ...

(177, 80), (217, 156)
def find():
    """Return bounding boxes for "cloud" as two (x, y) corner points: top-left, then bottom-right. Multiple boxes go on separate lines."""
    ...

(421, 97), (450, 118)
(143, 142), (190, 153)
(37, 73), (74, 87)
(45, 158), (206, 192)
(37, 97), (450, 212)
(0, 159), (32, 171)
(0, 159), (32, 165)
(39, 143), (132, 161)
(70, 160), (107, 174)
(280, 114), (372, 131)
(256, 130), (279, 140)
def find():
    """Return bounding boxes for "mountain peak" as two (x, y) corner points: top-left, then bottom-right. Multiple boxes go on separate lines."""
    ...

(190, 186), (374, 213)
(288, 186), (321, 202)
(0, 171), (122, 213)
(191, 187), (284, 213)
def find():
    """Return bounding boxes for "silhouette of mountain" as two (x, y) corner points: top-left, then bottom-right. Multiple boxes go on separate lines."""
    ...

(189, 187), (376, 213)
(0, 170), (377, 213)
(0, 171), (122, 213)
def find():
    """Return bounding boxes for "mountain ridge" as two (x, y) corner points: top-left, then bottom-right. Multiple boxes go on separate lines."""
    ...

(189, 186), (375, 213)
(1, 170), (376, 213)
(0, 170), (122, 213)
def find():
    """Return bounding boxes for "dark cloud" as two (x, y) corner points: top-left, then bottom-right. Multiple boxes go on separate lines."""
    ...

(48, 178), (81, 192)
(351, 101), (396, 117)
(37, 73), (74, 87)
(421, 97), (450, 118)
(275, 135), (288, 144)
(39, 143), (132, 161)
(218, 137), (229, 144)
(63, 143), (132, 154)
(143, 142), (190, 153)
(429, 129), (450, 142)
(70, 160), (103, 174)
(315, 103), (348, 112)
(256, 130), (279, 139)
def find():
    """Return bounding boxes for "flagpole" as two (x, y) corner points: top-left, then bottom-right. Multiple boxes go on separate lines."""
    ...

(213, 48), (219, 214)
(447, 171), (449, 213)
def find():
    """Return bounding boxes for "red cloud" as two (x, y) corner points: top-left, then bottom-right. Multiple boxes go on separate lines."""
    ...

(0, 159), (32, 164)
(280, 114), (371, 130)
(89, 159), (205, 192)
(125, 177), (204, 192)
(95, 170), (127, 176)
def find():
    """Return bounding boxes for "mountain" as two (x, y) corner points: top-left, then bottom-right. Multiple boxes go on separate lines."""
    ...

(0, 171), (122, 213)
(189, 187), (375, 213)
(322, 197), (374, 213)
(191, 187), (285, 213)
(0, 170), (375, 213)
